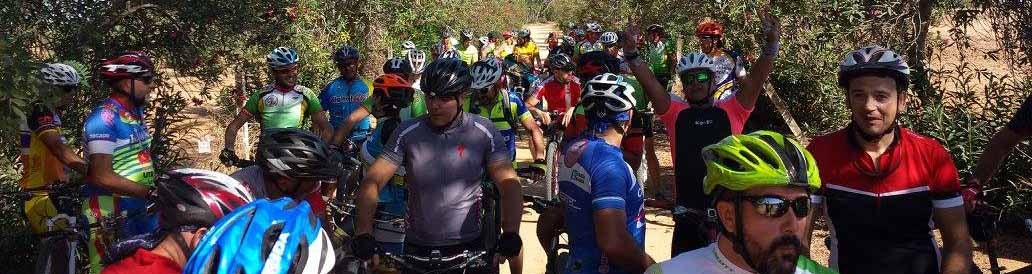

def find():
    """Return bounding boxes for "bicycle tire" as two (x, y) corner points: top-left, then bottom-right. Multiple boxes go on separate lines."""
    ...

(544, 140), (560, 201)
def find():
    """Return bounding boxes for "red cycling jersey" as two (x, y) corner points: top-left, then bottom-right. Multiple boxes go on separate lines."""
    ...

(808, 126), (962, 274)
(532, 76), (581, 113)
(101, 248), (181, 274)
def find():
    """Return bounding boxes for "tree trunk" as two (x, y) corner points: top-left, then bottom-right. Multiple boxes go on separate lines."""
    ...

(908, 0), (936, 106)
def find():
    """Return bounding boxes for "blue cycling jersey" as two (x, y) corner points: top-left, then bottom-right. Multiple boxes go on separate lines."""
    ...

(558, 135), (646, 274)
(320, 76), (373, 141)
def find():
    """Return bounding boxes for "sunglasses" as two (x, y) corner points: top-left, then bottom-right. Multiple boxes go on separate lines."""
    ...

(681, 72), (711, 84)
(699, 35), (721, 40)
(740, 195), (811, 218)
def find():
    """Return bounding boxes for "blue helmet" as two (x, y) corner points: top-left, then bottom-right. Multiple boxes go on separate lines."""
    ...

(183, 198), (335, 274)
(333, 45), (360, 64)
(267, 47), (300, 69)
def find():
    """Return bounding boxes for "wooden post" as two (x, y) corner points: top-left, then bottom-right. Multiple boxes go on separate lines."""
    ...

(762, 82), (805, 141)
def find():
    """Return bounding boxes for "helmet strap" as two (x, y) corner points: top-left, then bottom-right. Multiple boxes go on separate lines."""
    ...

(171, 228), (195, 259)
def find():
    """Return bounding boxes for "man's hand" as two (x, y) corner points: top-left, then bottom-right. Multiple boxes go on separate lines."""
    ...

(351, 233), (379, 260)
(961, 178), (982, 213)
(219, 148), (239, 167)
(759, 10), (782, 56)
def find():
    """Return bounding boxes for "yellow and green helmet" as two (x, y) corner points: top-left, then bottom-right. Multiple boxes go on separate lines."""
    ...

(701, 130), (821, 195)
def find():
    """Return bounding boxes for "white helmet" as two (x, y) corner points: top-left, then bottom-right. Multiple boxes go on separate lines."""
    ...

(470, 59), (504, 89)
(266, 46), (299, 69)
(479, 36), (489, 46)
(838, 45), (910, 87)
(402, 40), (417, 50)
(600, 32), (619, 46)
(582, 73), (637, 113)
(585, 22), (603, 33)
(407, 50), (428, 73)
(39, 63), (81, 87)
(677, 52), (717, 74)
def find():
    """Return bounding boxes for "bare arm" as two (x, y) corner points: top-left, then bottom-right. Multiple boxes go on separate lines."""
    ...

(933, 206), (973, 274)
(525, 95), (552, 126)
(521, 117), (546, 161)
(736, 12), (781, 110)
(488, 160), (523, 233)
(86, 154), (150, 198)
(223, 113), (250, 151)
(311, 111), (332, 141)
(595, 209), (654, 274)
(624, 25), (671, 115)
(971, 128), (1024, 185)
(355, 157), (399, 235)
(40, 131), (87, 175)
(331, 106), (371, 146)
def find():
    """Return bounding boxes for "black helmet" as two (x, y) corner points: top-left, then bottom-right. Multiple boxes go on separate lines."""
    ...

(646, 24), (665, 34)
(383, 57), (414, 75)
(153, 169), (254, 229)
(257, 128), (341, 180)
(548, 53), (575, 71)
(420, 58), (472, 98)
(576, 51), (622, 83)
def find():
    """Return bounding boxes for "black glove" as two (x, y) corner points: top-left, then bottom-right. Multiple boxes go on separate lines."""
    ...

(495, 232), (522, 257)
(219, 148), (238, 166)
(351, 233), (378, 260)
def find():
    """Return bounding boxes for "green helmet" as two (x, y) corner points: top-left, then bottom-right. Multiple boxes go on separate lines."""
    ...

(701, 130), (820, 195)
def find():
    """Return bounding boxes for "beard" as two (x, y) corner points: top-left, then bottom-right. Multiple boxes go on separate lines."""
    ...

(755, 235), (804, 274)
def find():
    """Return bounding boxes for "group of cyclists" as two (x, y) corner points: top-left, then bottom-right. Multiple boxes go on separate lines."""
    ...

(13, 9), (1032, 274)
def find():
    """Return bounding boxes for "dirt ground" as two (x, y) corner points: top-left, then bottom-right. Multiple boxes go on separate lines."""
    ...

(501, 133), (1031, 274)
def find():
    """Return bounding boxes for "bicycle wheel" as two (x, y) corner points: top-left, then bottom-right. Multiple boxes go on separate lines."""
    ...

(544, 140), (560, 201)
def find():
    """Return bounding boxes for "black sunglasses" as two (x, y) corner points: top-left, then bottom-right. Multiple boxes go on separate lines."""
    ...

(740, 195), (811, 218)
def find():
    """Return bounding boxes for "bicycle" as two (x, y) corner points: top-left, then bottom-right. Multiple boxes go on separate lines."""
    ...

(971, 202), (1032, 274)
(378, 248), (490, 274)
(521, 193), (569, 274)
(326, 198), (407, 274)
(8, 182), (90, 274)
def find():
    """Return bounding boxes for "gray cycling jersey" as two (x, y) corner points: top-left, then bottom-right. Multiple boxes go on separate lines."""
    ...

(381, 112), (510, 246)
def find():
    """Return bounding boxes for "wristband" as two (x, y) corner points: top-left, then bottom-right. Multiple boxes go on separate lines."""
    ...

(761, 41), (780, 58)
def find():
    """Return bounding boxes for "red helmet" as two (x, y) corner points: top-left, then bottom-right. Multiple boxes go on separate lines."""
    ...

(502, 31), (513, 38)
(695, 19), (725, 37)
(97, 51), (155, 80)
(372, 74), (415, 110)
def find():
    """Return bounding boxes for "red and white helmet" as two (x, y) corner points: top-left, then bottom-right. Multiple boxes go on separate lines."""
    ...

(152, 168), (255, 229)
(837, 45), (910, 88)
(97, 51), (155, 80)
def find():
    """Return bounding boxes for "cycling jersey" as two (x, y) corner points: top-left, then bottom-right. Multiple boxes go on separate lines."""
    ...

(380, 113), (509, 246)
(807, 125), (962, 274)
(658, 96), (752, 255)
(18, 103), (68, 190)
(242, 84), (323, 130)
(1008, 95), (1032, 136)
(320, 77), (373, 141)
(645, 243), (837, 274)
(101, 248), (181, 274)
(82, 96), (159, 273)
(709, 51), (745, 102)
(229, 165), (328, 216)
(463, 90), (533, 160)
(533, 76), (581, 113)
(643, 40), (674, 75)
(514, 41), (539, 64)
(482, 42), (498, 59)
(458, 44), (479, 65)
(557, 136), (645, 274)
(496, 40), (515, 59)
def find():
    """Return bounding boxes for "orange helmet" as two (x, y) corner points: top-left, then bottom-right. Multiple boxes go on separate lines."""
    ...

(373, 74), (414, 97)
(695, 19), (724, 37)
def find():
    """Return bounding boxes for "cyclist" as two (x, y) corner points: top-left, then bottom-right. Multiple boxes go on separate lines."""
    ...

(320, 45), (374, 144)
(559, 73), (654, 274)
(183, 198), (336, 274)
(102, 169), (254, 274)
(330, 58), (426, 148)
(408, 50), (429, 87)
(514, 29), (542, 70)
(83, 51), (161, 273)
(639, 12), (781, 256)
(526, 53), (580, 127)
(642, 24), (676, 89)
(601, 31), (621, 57)
(646, 131), (836, 274)
(577, 22), (604, 56)
(19, 63), (88, 234)
(696, 18), (747, 101)
(351, 58), (524, 274)
(230, 128), (341, 216)
(496, 31), (516, 59)
(458, 30), (480, 65)
(354, 74), (426, 254)
(967, 94), (1032, 208)
(548, 35), (576, 59)
(482, 31), (500, 60)
(807, 45), (972, 274)
(221, 47), (330, 165)
(466, 59), (547, 171)
(432, 29), (459, 60)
